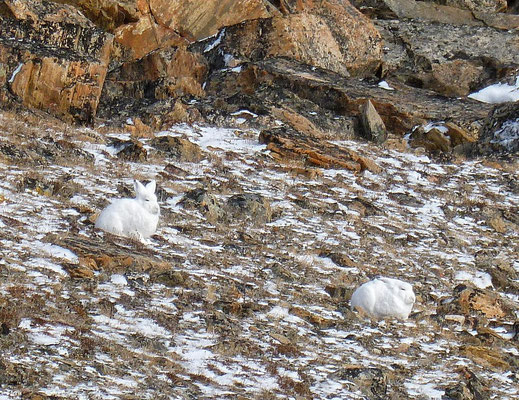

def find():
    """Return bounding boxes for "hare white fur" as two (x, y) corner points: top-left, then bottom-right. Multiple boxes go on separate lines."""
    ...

(350, 277), (415, 320)
(95, 180), (160, 240)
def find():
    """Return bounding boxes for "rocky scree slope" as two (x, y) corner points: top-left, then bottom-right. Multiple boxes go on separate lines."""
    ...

(0, 110), (518, 399)
(0, 0), (519, 398)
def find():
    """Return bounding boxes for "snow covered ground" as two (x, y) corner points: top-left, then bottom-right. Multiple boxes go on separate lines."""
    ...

(0, 111), (518, 398)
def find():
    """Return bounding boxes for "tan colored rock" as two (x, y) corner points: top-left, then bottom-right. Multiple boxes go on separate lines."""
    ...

(54, 0), (142, 31)
(1, 0), (113, 123)
(427, 128), (452, 152)
(426, 60), (485, 97)
(458, 287), (506, 319)
(463, 345), (510, 370)
(348, 151), (383, 174)
(488, 215), (507, 233)
(210, 0), (382, 77)
(409, 122), (476, 153)
(127, 117), (153, 138)
(445, 122), (476, 147)
(430, 0), (507, 13)
(271, 106), (328, 139)
(149, 0), (272, 41)
(472, 11), (519, 30)
(290, 306), (333, 328)
(286, 0), (384, 76)
(101, 46), (207, 111)
(360, 99), (387, 143)
(259, 128), (380, 173)
(377, 0), (484, 25)
(114, 14), (187, 60)
(267, 14), (350, 77)
(165, 101), (190, 124)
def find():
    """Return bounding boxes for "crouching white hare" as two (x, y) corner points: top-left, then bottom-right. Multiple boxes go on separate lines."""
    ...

(350, 277), (415, 320)
(95, 180), (160, 241)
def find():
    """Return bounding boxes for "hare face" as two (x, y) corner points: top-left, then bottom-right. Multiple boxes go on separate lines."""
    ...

(395, 281), (416, 305)
(139, 191), (159, 215)
(135, 180), (160, 215)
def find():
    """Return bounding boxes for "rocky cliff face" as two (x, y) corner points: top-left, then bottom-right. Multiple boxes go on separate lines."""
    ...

(3, 0), (518, 153)
(0, 0), (518, 399)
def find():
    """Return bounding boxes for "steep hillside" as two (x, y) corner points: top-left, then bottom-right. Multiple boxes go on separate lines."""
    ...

(0, 110), (518, 399)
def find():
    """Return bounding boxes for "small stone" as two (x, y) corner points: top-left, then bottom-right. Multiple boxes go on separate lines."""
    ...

(289, 306), (333, 328)
(152, 271), (190, 288)
(270, 332), (291, 345)
(488, 215), (507, 233)
(179, 188), (225, 223)
(360, 99), (387, 144)
(445, 314), (466, 324)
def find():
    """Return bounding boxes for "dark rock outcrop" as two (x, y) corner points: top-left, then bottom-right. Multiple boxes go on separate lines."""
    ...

(472, 102), (519, 156)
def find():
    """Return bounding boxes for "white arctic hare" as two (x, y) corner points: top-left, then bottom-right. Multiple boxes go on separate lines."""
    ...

(95, 180), (160, 240)
(350, 277), (415, 320)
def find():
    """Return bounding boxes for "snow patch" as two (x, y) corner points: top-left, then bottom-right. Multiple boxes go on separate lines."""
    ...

(468, 77), (519, 103)
(204, 29), (225, 53)
(454, 270), (493, 289)
(378, 80), (395, 91)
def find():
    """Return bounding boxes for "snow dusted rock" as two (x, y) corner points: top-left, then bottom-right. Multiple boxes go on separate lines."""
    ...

(472, 102), (519, 156)
(95, 180), (160, 240)
(226, 193), (272, 223)
(151, 135), (203, 162)
(409, 122), (476, 153)
(334, 366), (388, 399)
(179, 188), (225, 224)
(350, 277), (416, 320)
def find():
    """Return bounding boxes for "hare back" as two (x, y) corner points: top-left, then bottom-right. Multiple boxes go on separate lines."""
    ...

(95, 198), (159, 238)
(351, 279), (414, 319)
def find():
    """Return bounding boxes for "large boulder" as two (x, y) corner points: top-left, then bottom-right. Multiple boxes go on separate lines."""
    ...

(52, 0), (142, 32)
(113, 12), (187, 61)
(369, 0), (519, 97)
(149, 0), (273, 41)
(0, 0), (113, 123)
(201, 0), (383, 78)
(58, 1), (273, 63)
(98, 46), (207, 122)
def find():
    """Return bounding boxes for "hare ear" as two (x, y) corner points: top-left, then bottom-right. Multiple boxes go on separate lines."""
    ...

(146, 180), (156, 193)
(134, 180), (145, 195)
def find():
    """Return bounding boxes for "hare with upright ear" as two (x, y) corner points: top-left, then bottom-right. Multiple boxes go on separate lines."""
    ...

(350, 277), (416, 320)
(95, 180), (160, 241)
